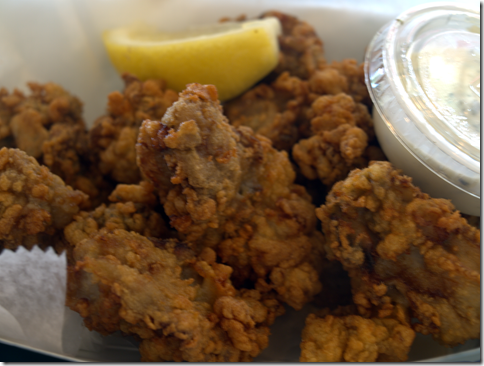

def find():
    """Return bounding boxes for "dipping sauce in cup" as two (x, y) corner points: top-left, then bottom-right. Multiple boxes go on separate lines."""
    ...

(365, 3), (480, 216)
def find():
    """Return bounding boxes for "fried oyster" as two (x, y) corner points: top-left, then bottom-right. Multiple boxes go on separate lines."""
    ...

(0, 82), (110, 206)
(137, 83), (323, 310)
(0, 147), (87, 252)
(67, 229), (281, 361)
(300, 312), (415, 362)
(316, 161), (480, 346)
(293, 93), (384, 187)
(90, 74), (178, 184)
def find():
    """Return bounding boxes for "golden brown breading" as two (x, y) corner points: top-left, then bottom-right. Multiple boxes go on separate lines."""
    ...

(42, 123), (89, 188)
(309, 59), (371, 107)
(89, 74), (178, 184)
(0, 82), (113, 207)
(137, 83), (323, 310)
(67, 228), (279, 361)
(41, 122), (114, 208)
(293, 93), (381, 187)
(224, 72), (309, 151)
(108, 180), (159, 206)
(307, 92), (374, 140)
(64, 201), (168, 247)
(0, 88), (20, 148)
(260, 11), (326, 80)
(293, 126), (367, 186)
(0, 82), (84, 158)
(316, 161), (481, 346)
(64, 181), (169, 248)
(0, 147), (87, 252)
(222, 12), (374, 158)
(300, 313), (415, 362)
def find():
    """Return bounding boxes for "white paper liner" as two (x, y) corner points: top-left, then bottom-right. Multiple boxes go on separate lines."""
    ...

(0, 246), (83, 356)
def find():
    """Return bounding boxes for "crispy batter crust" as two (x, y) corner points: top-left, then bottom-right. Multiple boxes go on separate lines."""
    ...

(293, 93), (382, 187)
(67, 229), (280, 361)
(300, 313), (415, 362)
(137, 83), (323, 310)
(0, 148), (87, 252)
(90, 74), (178, 184)
(317, 161), (480, 346)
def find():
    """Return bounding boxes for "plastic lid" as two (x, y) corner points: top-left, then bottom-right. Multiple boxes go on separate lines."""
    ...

(388, 2), (480, 165)
(365, 2), (480, 198)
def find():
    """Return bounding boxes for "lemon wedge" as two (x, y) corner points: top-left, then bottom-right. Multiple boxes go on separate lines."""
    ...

(103, 18), (281, 101)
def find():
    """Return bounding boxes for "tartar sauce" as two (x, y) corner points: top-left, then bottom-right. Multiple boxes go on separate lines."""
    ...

(365, 3), (480, 215)
(411, 31), (480, 160)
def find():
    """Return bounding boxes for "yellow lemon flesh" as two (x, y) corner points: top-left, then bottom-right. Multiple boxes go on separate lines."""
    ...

(103, 18), (281, 101)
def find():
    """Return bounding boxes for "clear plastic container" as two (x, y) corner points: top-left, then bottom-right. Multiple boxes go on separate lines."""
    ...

(365, 3), (480, 215)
